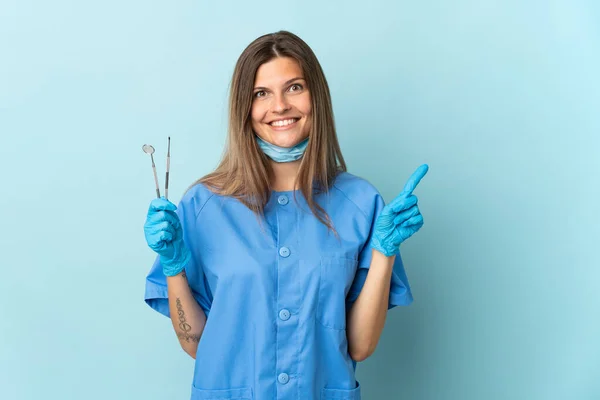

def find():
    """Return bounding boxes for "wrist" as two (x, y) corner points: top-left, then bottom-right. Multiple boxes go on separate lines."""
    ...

(372, 247), (397, 261)
(370, 237), (399, 258)
(161, 249), (191, 277)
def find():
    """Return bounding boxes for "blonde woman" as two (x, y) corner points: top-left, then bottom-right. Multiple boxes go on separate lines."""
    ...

(144, 30), (428, 400)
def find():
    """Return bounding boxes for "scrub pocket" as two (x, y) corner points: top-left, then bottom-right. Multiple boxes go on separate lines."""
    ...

(317, 256), (358, 330)
(321, 380), (361, 400)
(191, 385), (253, 400)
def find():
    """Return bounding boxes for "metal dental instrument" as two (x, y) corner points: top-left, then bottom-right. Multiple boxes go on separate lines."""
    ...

(165, 137), (170, 200)
(142, 144), (161, 198)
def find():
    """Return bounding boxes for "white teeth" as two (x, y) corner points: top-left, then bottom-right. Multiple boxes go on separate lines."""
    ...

(270, 118), (297, 127)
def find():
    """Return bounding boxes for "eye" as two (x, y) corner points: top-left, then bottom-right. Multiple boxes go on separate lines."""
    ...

(289, 83), (303, 92)
(254, 90), (266, 98)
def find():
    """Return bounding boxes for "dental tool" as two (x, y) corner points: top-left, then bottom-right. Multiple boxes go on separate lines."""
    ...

(142, 144), (161, 198)
(165, 137), (170, 200)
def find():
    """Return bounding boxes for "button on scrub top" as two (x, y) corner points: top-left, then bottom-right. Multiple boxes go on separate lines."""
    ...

(144, 172), (413, 400)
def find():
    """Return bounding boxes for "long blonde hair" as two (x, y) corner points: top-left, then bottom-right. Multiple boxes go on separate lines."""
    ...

(192, 30), (347, 234)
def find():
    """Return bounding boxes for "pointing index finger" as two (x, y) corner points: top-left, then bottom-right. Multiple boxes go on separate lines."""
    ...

(402, 164), (429, 195)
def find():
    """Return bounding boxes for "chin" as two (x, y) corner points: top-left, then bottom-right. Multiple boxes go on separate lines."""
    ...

(262, 131), (307, 149)
(279, 137), (308, 149)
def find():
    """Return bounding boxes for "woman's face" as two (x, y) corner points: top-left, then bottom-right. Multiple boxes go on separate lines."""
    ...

(251, 57), (312, 149)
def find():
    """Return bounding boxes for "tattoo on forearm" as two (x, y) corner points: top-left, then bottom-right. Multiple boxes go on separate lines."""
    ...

(175, 297), (201, 343)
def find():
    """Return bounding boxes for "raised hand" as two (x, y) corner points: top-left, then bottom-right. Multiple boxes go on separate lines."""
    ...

(370, 164), (429, 257)
(144, 197), (191, 276)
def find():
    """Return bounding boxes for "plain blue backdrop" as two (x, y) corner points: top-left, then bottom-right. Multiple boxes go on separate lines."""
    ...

(1, 1), (599, 399)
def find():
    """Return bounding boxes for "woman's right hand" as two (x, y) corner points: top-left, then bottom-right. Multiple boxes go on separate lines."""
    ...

(144, 197), (191, 276)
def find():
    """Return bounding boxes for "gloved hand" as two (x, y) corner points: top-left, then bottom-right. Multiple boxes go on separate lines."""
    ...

(144, 197), (191, 276)
(370, 164), (429, 257)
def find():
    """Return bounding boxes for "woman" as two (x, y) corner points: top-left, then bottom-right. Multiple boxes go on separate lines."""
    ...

(144, 30), (428, 400)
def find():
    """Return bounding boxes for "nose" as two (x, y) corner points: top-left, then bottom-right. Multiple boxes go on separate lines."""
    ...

(272, 93), (291, 113)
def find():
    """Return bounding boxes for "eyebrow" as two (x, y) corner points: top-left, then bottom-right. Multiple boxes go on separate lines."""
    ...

(253, 77), (305, 91)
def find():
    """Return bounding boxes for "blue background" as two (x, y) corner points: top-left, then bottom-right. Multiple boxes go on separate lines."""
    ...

(1, 1), (599, 399)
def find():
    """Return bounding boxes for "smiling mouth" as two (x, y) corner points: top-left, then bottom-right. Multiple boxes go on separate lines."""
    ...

(269, 118), (299, 127)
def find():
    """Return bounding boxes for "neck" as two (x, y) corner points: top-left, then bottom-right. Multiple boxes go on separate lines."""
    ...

(270, 159), (302, 191)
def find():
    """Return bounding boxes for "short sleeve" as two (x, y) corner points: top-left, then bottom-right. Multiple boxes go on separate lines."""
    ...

(144, 189), (214, 318)
(346, 191), (413, 309)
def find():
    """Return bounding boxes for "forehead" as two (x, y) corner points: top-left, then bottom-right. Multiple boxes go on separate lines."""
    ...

(254, 57), (303, 86)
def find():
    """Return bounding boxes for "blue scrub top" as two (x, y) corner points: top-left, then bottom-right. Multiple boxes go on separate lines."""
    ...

(144, 171), (413, 400)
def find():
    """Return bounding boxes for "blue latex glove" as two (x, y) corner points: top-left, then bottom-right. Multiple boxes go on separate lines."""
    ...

(144, 197), (191, 276)
(370, 164), (429, 257)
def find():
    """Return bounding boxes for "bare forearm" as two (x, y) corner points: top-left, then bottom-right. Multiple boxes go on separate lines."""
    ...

(346, 249), (394, 361)
(167, 270), (207, 359)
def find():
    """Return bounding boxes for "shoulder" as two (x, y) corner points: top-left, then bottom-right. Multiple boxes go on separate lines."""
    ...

(331, 172), (383, 218)
(178, 182), (218, 219)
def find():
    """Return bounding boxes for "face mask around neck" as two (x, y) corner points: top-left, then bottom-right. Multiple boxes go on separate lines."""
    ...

(255, 135), (309, 162)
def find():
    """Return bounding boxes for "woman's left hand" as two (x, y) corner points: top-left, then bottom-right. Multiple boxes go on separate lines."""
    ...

(370, 164), (429, 257)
